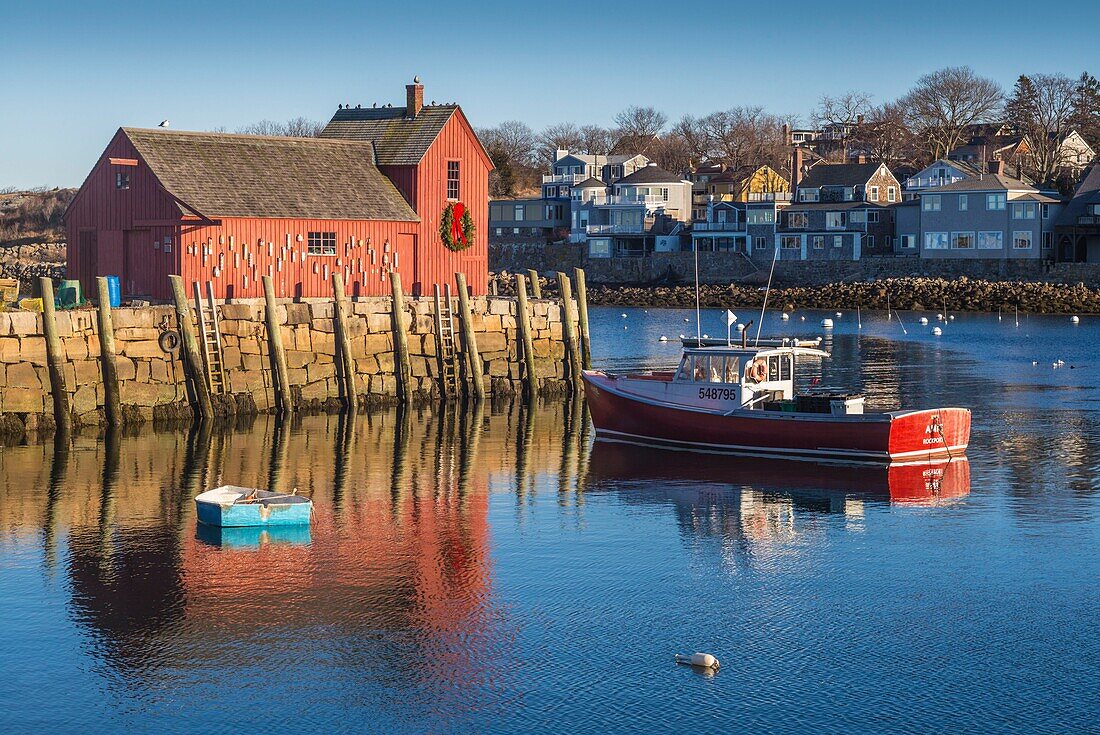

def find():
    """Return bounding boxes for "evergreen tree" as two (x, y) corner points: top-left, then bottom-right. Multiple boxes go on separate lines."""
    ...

(1005, 75), (1038, 135)
(1071, 72), (1100, 151)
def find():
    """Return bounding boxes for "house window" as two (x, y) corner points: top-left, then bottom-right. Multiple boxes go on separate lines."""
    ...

(1012, 202), (1036, 219)
(495, 227), (503, 236)
(447, 160), (461, 200)
(826, 212), (845, 229)
(924, 232), (949, 250)
(986, 193), (1006, 211)
(901, 234), (916, 248)
(116, 172), (130, 190)
(1043, 232), (1053, 249)
(951, 232), (975, 249)
(868, 186), (879, 202)
(747, 210), (775, 224)
(887, 186), (897, 203)
(799, 189), (819, 202)
(885, 235), (892, 247)
(163, 236), (173, 254)
(867, 211), (880, 224)
(1042, 204), (1050, 219)
(923, 195), (941, 212)
(866, 235), (875, 248)
(307, 232), (337, 256)
(977, 231), (1003, 249)
(1013, 231), (1033, 249)
(755, 236), (767, 249)
(959, 195), (968, 211)
(833, 235), (843, 248)
(788, 212), (808, 228)
(781, 235), (801, 249)
(813, 235), (824, 250)
(514, 204), (525, 221)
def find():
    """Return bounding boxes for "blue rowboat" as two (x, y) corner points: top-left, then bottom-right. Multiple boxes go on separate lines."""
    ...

(195, 486), (313, 528)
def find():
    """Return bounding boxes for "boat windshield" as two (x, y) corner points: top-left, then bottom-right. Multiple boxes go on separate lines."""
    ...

(675, 353), (741, 383)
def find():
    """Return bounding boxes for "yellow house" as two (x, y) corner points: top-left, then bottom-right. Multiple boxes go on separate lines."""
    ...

(707, 165), (791, 202)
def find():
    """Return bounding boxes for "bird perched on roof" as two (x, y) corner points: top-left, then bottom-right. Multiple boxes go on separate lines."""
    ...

(158, 119), (170, 128)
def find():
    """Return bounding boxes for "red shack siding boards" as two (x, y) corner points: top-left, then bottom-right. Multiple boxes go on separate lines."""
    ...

(413, 114), (490, 296)
(65, 131), (182, 300)
(180, 218), (418, 299)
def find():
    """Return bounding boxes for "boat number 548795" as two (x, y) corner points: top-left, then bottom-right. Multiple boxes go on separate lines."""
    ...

(698, 387), (737, 401)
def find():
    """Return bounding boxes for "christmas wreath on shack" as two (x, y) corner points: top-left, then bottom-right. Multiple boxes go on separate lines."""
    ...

(440, 202), (476, 251)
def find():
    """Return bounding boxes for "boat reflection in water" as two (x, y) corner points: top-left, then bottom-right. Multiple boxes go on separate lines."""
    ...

(588, 439), (971, 506)
(194, 523), (313, 549)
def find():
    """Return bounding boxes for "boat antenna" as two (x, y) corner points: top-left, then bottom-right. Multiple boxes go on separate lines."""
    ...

(693, 237), (701, 344)
(754, 243), (779, 347)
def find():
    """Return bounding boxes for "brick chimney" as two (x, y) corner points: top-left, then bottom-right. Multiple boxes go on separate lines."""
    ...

(857, 154), (867, 164)
(791, 147), (805, 188)
(989, 159), (1005, 175)
(406, 75), (424, 118)
(782, 123), (791, 146)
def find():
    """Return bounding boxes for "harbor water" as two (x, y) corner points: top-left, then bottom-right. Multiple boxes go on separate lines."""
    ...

(2, 306), (1100, 734)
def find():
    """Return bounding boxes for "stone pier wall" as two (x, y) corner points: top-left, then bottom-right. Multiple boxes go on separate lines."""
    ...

(0, 295), (570, 434)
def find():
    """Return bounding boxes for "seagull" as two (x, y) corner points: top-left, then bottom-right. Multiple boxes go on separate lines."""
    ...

(158, 119), (170, 128)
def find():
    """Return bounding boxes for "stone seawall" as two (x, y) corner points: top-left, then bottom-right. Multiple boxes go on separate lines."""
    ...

(0, 295), (570, 436)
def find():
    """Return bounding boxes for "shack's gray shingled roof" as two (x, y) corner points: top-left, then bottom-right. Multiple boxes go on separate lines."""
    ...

(318, 105), (457, 165)
(123, 128), (418, 222)
(799, 162), (884, 188)
(615, 164), (684, 185)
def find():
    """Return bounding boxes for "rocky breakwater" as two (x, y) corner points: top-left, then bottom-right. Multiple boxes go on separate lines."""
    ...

(524, 276), (1100, 314)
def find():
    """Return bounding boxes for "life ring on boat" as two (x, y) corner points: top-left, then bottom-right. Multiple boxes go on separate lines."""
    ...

(746, 358), (767, 383)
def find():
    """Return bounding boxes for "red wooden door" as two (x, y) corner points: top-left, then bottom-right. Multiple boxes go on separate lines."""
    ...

(396, 233), (419, 296)
(123, 230), (136, 296)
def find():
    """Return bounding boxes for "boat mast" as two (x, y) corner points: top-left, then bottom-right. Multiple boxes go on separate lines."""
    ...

(754, 243), (779, 347)
(694, 237), (701, 343)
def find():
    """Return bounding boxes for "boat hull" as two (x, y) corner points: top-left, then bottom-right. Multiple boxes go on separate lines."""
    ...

(194, 487), (313, 528)
(583, 371), (970, 463)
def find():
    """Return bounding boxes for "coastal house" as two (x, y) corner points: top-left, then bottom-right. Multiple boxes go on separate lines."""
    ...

(948, 123), (1095, 177)
(903, 159), (989, 200)
(541, 150), (649, 199)
(914, 162), (1062, 260)
(66, 79), (493, 300)
(703, 165), (791, 204)
(1054, 165), (1100, 262)
(771, 160), (899, 261)
(691, 198), (787, 259)
(571, 163), (692, 258)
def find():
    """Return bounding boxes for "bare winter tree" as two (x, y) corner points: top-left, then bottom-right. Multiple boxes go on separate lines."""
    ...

(812, 91), (873, 160)
(848, 101), (920, 167)
(1011, 73), (1079, 184)
(901, 66), (1004, 160)
(578, 125), (616, 155)
(671, 115), (711, 166)
(478, 120), (540, 197)
(613, 106), (668, 139)
(537, 122), (584, 165)
(697, 107), (788, 171)
(236, 117), (325, 137)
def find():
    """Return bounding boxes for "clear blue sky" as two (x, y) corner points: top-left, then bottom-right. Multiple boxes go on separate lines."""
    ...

(2, 0), (1098, 189)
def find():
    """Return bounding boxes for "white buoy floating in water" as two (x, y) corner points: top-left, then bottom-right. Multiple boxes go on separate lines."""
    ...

(821, 318), (834, 328)
(932, 327), (943, 336)
(702, 334), (709, 339)
(836, 311), (842, 318)
(684, 318), (690, 323)
(1071, 315), (1080, 324)
(948, 315), (955, 321)
(675, 652), (720, 671)
(621, 313), (628, 318)
(936, 313), (944, 321)
(659, 335), (668, 342)
(919, 317), (929, 325)
(781, 312), (790, 320)
(800, 316), (806, 321)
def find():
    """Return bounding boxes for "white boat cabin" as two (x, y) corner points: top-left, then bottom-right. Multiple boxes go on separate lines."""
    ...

(616, 345), (833, 412)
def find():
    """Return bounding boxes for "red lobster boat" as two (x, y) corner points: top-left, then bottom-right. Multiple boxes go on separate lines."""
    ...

(582, 344), (970, 464)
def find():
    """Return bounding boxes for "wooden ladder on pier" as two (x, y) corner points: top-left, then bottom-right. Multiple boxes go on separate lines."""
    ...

(193, 280), (227, 395)
(434, 284), (460, 397)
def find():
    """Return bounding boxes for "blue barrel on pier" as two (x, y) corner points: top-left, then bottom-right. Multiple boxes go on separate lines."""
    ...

(106, 276), (121, 307)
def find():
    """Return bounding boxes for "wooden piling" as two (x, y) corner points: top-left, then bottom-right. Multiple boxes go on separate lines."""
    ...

(556, 271), (583, 390)
(331, 273), (357, 412)
(432, 284), (450, 400)
(515, 273), (538, 400)
(261, 275), (293, 416)
(95, 277), (121, 426)
(573, 267), (592, 369)
(38, 277), (71, 433)
(170, 275), (214, 421)
(527, 269), (542, 299)
(454, 272), (485, 399)
(389, 271), (412, 403)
